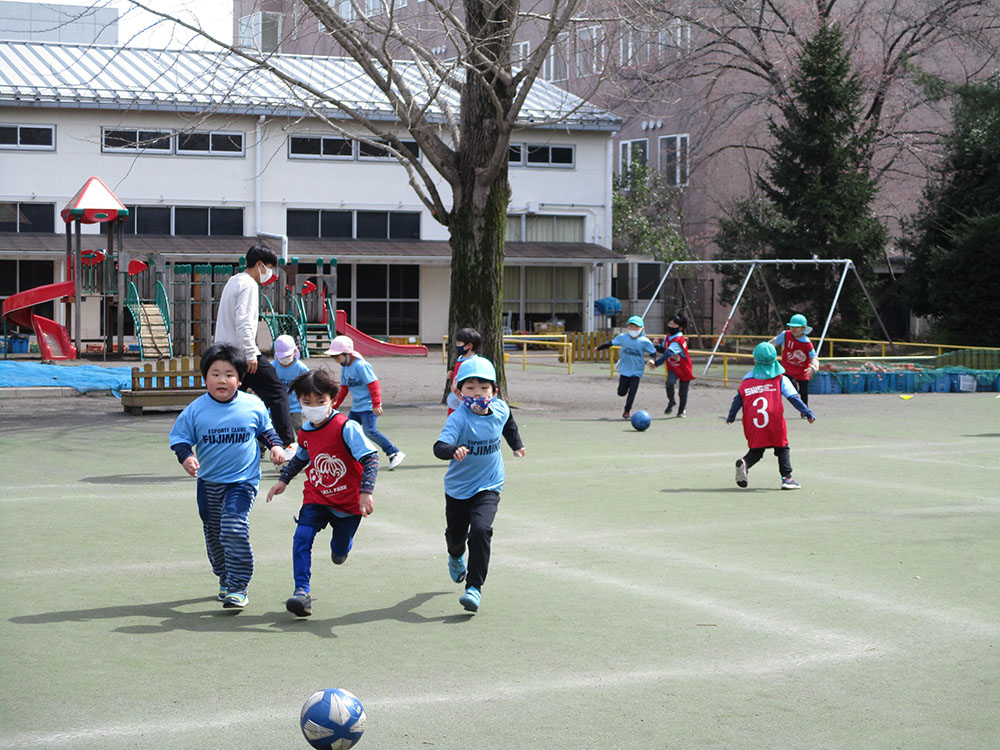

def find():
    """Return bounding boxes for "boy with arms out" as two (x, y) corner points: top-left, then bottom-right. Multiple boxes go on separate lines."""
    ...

(168, 343), (286, 609)
(726, 341), (815, 490)
(595, 315), (657, 420)
(266, 369), (378, 617)
(434, 358), (525, 613)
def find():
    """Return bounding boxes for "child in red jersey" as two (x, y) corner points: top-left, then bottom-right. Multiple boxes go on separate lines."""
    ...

(770, 314), (819, 409)
(265, 368), (379, 617)
(726, 342), (815, 490)
(446, 327), (482, 415)
(650, 312), (695, 417)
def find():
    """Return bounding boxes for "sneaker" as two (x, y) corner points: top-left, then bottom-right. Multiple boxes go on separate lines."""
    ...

(387, 451), (406, 470)
(217, 584), (228, 601)
(735, 459), (748, 488)
(283, 443), (298, 461)
(664, 402), (675, 415)
(223, 591), (248, 609)
(676, 411), (686, 418)
(331, 553), (349, 565)
(448, 555), (467, 583)
(781, 476), (801, 490)
(285, 589), (312, 617)
(459, 586), (481, 612)
(622, 411), (631, 420)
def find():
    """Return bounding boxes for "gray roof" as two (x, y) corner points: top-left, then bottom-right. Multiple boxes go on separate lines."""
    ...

(0, 40), (621, 130)
(0, 233), (623, 264)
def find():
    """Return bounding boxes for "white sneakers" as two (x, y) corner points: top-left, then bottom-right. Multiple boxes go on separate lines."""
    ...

(387, 451), (406, 470)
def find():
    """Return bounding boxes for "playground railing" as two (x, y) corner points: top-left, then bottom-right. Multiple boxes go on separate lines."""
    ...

(441, 334), (574, 374)
(714, 333), (998, 359)
(124, 281), (144, 360)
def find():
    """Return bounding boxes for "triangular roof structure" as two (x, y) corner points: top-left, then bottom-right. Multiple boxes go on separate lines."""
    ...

(60, 176), (129, 224)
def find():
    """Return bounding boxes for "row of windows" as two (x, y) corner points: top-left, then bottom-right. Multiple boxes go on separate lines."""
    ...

(541, 21), (692, 82)
(288, 135), (421, 162)
(287, 209), (420, 240)
(620, 135), (690, 187)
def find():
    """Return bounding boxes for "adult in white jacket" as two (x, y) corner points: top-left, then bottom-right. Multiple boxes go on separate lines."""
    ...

(214, 244), (295, 447)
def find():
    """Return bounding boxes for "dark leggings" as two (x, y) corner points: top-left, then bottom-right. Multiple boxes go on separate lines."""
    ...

(666, 371), (690, 412)
(743, 445), (792, 478)
(445, 490), (500, 590)
(240, 357), (295, 445)
(792, 377), (809, 406)
(617, 375), (640, 413)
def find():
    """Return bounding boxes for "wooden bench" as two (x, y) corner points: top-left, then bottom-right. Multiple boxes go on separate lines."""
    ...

(121, 357), (203, 415)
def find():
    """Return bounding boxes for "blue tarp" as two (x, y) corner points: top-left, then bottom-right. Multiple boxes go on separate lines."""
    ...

(0, 361), (132, 397)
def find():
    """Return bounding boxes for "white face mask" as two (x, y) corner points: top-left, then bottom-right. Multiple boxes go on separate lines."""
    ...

(258, 265), (274, 284)
(301, 404), (331, 425)
(278, 356), (295, 366)
(628, 329), (642, 339)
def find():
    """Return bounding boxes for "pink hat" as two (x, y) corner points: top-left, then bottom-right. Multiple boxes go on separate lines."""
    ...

(326, 335), (355, 356)
(274, 334), (298, 361)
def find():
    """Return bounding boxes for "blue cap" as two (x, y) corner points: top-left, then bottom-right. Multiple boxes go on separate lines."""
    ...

(627, 315), (644, 328)
(456, 356), (497, 384)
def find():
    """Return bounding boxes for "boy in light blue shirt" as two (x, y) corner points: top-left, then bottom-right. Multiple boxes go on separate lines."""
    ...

(433, 357), (525, 613)
(596, 315), (657, 419)
(169, 343), (285, 610)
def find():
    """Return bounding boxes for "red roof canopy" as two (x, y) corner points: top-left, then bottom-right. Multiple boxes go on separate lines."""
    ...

(61, 176), (129, 224)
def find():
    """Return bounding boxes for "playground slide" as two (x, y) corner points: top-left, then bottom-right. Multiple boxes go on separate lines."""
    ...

(1, 281), (78, 360)
(335, 309), (428, 357)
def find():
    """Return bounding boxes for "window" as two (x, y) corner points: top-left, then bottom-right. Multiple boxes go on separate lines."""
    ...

(620, 138), (647, 174)
(506, 214), (585, 242)
(503, 264), (584, 331)
(177, 131), (244, 156)
(358, 139), (420, 161)
(659, 19), (691, 57)
(523, 144), (575, 168)
(123, 206), (244, 235)
(658, 134), (689, 186)
(0, 124), (55, 150)
(289, 135), (354, 159)
(542, 32), (569, 82)
(576, 26), (605, 77)
(103, 128), (172, 153)
(511, 40), (530, 68)
(509, 144), (524, 165)
(621, 25), (651, 66)
(338, 263), (419, 336)
(0, 202), (55, 233)
(287, 209), (420, 239)
(238, 11), (282, 53)
(364, 0), (406, 16)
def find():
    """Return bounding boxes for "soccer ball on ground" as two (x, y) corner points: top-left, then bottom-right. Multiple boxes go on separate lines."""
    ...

(630, 409), (652, 431)
(300, 688), (366, 750)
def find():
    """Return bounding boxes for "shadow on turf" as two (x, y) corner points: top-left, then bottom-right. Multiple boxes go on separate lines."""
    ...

(659, 487), (770, 493)
(9, 592), (471, 637)
(80, 474), (183, 485)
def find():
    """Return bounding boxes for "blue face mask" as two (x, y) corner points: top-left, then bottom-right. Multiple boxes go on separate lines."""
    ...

(462, 394), (494, 411)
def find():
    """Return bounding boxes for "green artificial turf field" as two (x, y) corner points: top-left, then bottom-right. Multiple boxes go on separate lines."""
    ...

(1, 360), (998, 749)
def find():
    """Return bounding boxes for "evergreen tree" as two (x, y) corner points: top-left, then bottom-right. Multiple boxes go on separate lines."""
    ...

(716, 22), (886, 336)
(902, 75), (1000, 345)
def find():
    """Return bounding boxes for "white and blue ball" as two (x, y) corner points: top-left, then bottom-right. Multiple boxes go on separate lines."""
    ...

(300, 688), (366, 750)
(630, 409), (652, 431)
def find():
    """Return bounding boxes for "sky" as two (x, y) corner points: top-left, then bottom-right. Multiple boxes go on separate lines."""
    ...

(18, 0), (233, 49)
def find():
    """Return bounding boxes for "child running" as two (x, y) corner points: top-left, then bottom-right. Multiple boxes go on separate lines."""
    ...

(434, 357), (525, 613)
(726, 341), (815, 490)
(770, 314), (819, 410)
(266, 368), (378, 617)
(446, 327), (482, 415)
(595, 315), (656, 420)
(273, 334), (309, 457)
(650, 312), (695, 417)
(168, 343), (286, 610)
(327, 335), (405, 470)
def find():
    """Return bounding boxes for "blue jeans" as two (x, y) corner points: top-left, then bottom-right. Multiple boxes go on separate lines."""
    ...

(292, 503), (363, 592)
(196, 479), (257, 594)
(348, 409), (399, 457)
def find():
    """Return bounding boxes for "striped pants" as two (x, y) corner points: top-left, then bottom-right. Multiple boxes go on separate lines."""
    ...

(196, 479), (257, 594)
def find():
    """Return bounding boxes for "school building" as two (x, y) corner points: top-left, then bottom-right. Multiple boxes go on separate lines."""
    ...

(0, 39), (623, 352)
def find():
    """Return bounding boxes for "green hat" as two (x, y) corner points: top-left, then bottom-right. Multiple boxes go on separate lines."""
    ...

(752, 341), (785, 380)
(627, 315), (644, 328)
(787, 313), (813, 334)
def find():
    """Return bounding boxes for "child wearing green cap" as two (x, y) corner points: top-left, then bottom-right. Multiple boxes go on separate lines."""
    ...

(596, 315), (657, 420)
(770, 314), (819, 409)
(726, 341), (815, 490)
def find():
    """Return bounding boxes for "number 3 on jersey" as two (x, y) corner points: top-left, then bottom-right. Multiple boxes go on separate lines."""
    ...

(751, 396), (770, 428)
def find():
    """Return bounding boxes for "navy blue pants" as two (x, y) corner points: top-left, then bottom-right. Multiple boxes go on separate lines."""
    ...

(445, 490), (500, 590)
(292, 503), (363, 592)
(196, 479), (257, 594)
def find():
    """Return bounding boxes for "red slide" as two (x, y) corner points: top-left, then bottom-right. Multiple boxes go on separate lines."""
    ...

(335, 309), (428, 357)
(2, 281), (78, 360)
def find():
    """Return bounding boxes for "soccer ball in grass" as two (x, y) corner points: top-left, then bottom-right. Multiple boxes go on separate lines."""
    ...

(630, 410), (652, 431)
(300, 688), (366, 750)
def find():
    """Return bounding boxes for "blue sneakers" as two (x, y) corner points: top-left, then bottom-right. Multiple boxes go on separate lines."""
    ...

(217, 584), (227, 601)
(448, 555), (467, 583)
(459, 586), (481, 612)
(285, 588), (312, 617)
(223, 591), (248, 609)
(781, 476), (801, 490)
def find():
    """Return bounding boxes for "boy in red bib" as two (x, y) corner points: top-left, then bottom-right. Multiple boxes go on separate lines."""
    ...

(770, 313), (819, 409)
(726, 342), (815, 490)
(650, 312), (695, 417)
(266, 368), (379, 617)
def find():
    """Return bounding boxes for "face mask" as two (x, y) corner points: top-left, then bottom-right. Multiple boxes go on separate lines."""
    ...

(462, 394), (494, 411)
(258, 265), (274, 284)
(455, 342), (469, 353)
(628, 329), (642, 339)
(301, 404), (331, 424)
(667, 326), (679, 337)
(278, 356), (295, 366)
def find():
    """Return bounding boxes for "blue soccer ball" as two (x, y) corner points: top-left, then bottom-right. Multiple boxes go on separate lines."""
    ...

(630, 410), (652, 431)
(300, 688), (366, 750)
